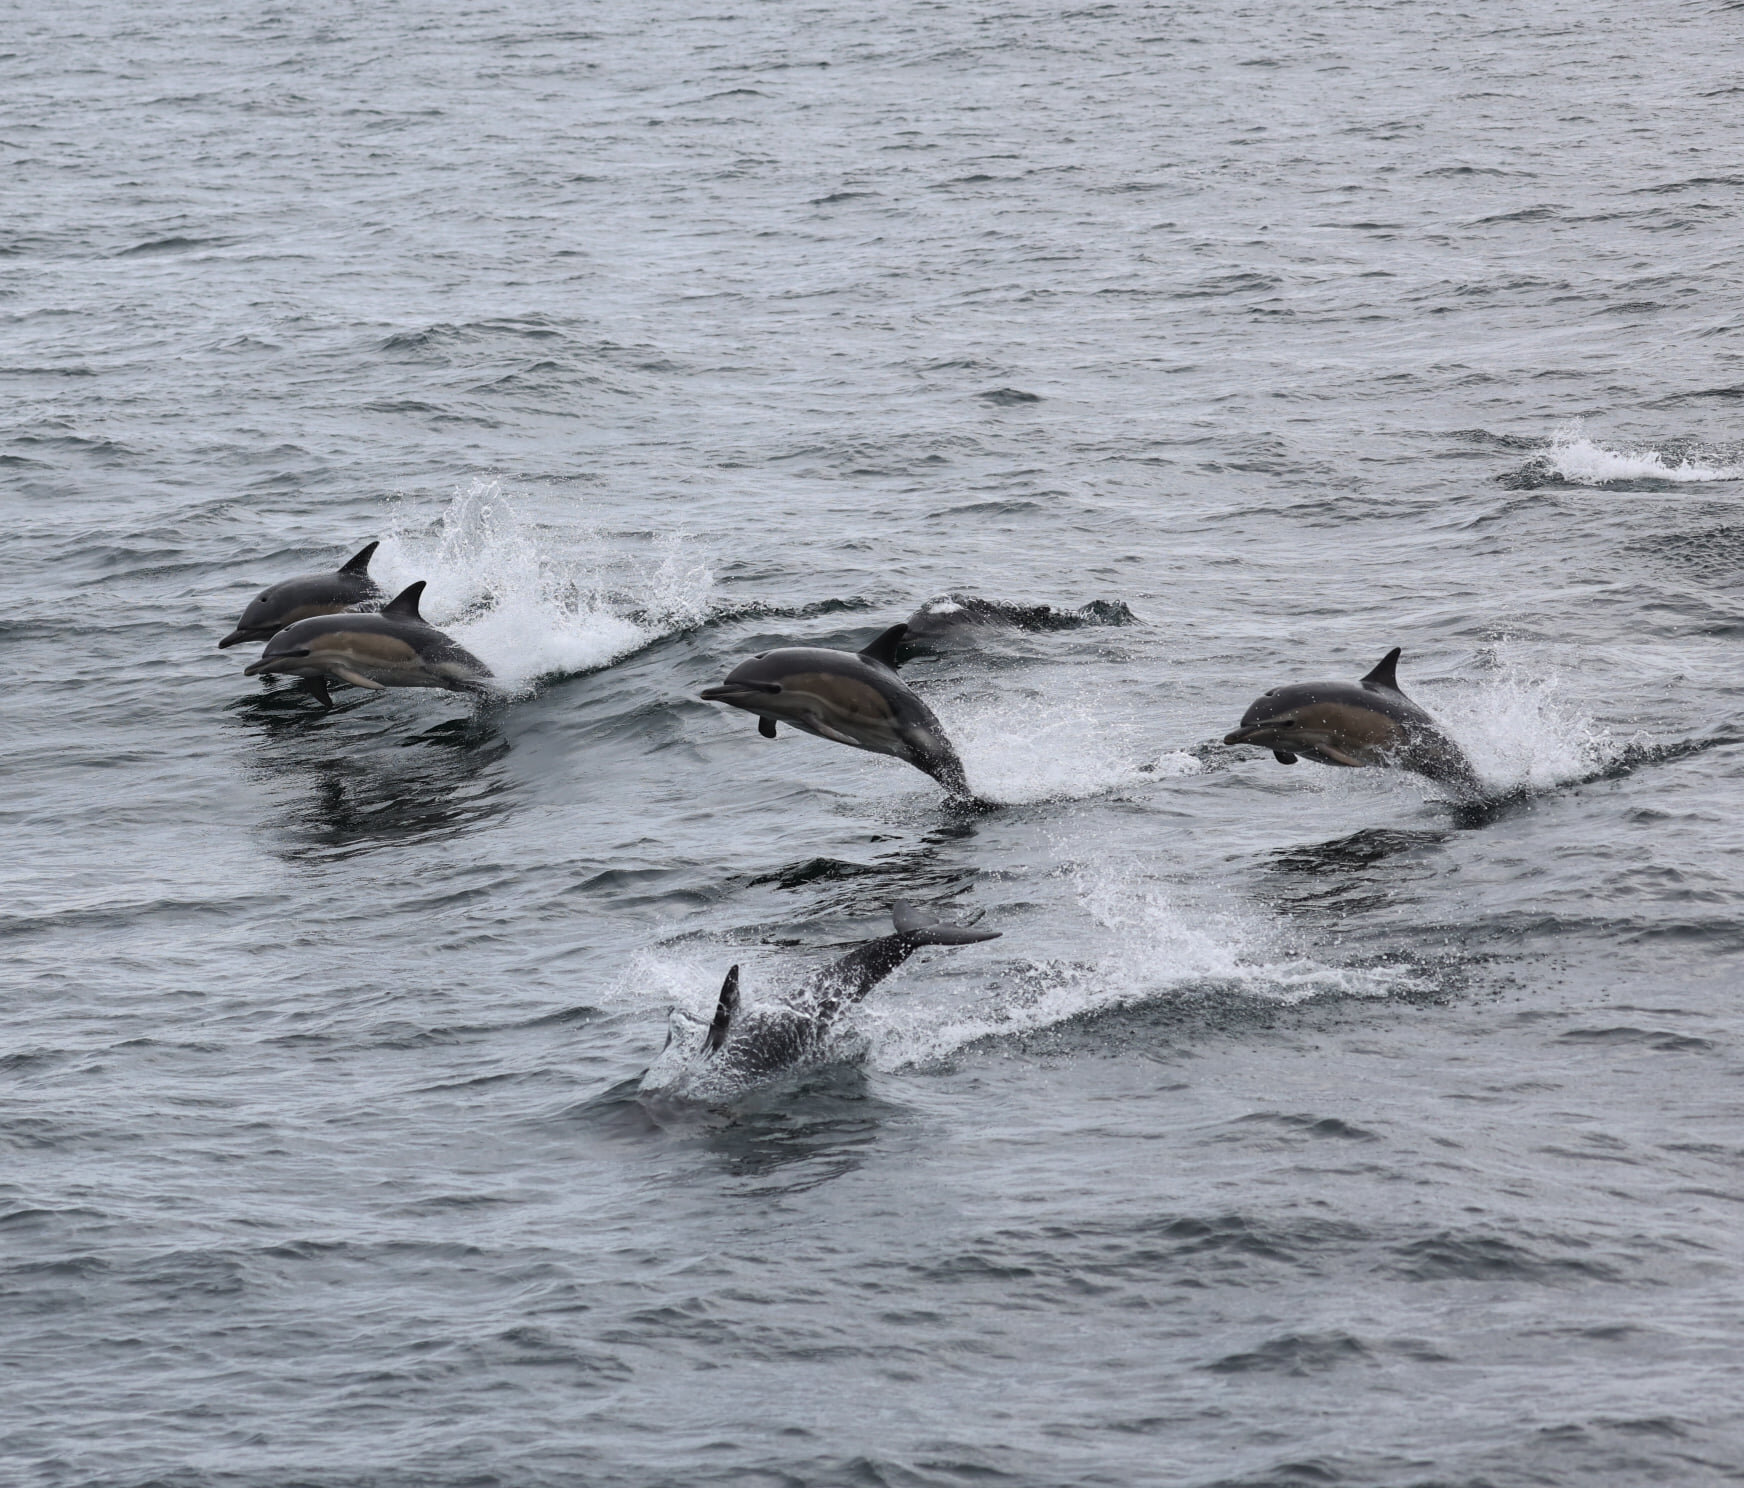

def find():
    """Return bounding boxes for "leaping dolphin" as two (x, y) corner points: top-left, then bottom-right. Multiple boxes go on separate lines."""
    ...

(701, 623), (973, 798)
(638, 902), (1001, 1102)
(1223, 648), (1481, 794)
(218, 542), (385, 649)
(242, 580), (494, 706)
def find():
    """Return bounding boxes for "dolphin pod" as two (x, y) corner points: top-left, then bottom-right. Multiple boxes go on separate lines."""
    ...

(220, 544), (493, 707)
(215, 546), (1526, 1105)
(638, 902), (1001, 1101)
(215, 549), (1481, 804)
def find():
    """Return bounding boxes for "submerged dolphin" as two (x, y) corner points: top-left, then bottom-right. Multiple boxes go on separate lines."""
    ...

(218, 541), (385, 649)
(903, 594), (1134, 648)
(1223, 648), (1481, 794)
(638, 902), (1001, 1101)
(242, 580), (494, 706)
(700, 623), (973, 797)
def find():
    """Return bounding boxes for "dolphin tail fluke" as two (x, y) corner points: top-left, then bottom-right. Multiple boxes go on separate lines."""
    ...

(858, 623), (908, 670)
(1360, 647), (1403, 692)
(813, 906), (1000, 1005)
(705, 966), (740, 1054)
(339, 541), (379, 576)
(891, 901), (1001, 946)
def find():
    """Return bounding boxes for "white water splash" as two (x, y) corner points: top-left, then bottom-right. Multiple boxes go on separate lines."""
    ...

(861, 862), (1419, 1072)
(1544, 421), (1742, 485)
(375, 479), (713, 693)
(1430, 656), (1620, 794)
(947, 684), (1162, 804)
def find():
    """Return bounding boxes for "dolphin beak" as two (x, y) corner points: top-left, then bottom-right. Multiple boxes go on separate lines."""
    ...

(243, 649), (309, 676)
(1223, 726), (1264, 746)
(701, 680), (781, 701)
(218, 629), (258, 649)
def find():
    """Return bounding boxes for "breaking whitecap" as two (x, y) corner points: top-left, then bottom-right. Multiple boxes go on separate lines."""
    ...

(1505, 420), (1744, 488)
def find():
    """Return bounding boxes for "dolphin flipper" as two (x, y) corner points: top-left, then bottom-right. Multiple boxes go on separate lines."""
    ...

(301, 677), (334, 707)
(759, 717), (777, 739)
(329, 666), (387, 691)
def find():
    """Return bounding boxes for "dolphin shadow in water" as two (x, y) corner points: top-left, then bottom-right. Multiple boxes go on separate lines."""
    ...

(227, 701), (515, 859)
(638, 902), (1001, 1106)
(573, 1067), (901, 1191)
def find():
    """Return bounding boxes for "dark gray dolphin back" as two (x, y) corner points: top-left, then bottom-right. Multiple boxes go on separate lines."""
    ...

(218, 539), (386, 648)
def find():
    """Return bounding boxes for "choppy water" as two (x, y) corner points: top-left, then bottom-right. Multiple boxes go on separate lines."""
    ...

(6, 2), (1744, 1484)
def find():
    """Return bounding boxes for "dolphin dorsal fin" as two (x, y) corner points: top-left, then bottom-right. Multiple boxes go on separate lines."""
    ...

(381, 580), (426, 621)
(858, 623), (908, 670)
(705, 966), (739, 1054)
(1360, 647), (1403, 692)
(339, 541), (379, 576)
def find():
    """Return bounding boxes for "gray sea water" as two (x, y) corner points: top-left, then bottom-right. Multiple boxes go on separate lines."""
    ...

(6, 2), (1744, 1484)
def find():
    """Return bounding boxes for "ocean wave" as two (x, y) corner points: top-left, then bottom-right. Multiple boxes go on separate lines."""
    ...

(1503, 421), (1744, 488)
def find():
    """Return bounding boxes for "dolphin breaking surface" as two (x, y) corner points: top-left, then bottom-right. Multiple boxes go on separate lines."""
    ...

(9, 4), (1744, 1487)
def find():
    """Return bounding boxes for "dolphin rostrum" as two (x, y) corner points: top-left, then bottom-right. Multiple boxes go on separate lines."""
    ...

(1223, 648), (1481, 794)
(218, 542), (385, 649)
(700, 623), (972, 797)
(242, 580), (494, 706)
(638, 902), (1001, 1101)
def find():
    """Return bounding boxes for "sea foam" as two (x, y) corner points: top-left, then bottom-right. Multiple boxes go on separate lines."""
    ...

(860, 861), (1419, 1072)
(374, 479), (713, 694)
(1543, 421), (1742, 485)
(1427, 653), (1621, 795)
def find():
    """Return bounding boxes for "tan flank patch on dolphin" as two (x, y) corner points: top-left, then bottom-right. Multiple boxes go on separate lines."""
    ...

(308, 631), (423, 666)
